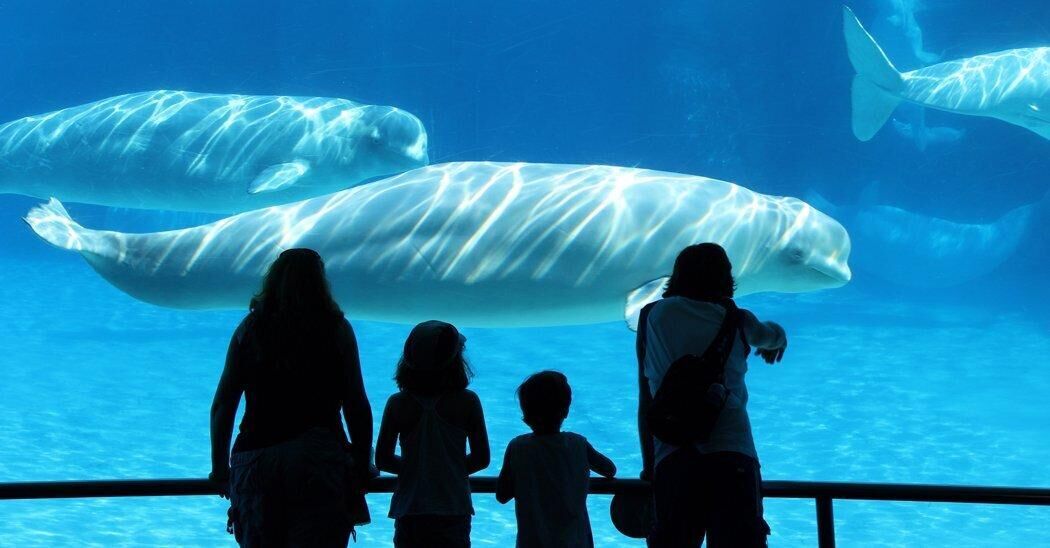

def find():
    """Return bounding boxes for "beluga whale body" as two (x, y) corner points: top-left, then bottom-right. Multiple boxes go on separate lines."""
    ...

(25, 162), (852, 328)
(808, 185), (1048, 287)
(843, 6), (1050, 141)
(0, 90), (429, 213)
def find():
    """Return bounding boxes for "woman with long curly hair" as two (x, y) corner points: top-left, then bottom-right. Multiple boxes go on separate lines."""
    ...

(210, 248), (374, 546)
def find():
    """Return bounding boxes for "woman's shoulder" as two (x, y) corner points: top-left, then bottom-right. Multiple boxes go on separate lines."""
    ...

(231, 312), (257, 341)
(653, 296), (726, 322)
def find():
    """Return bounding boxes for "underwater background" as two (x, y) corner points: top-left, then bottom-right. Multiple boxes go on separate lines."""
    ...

(0, 0), (1048, 546)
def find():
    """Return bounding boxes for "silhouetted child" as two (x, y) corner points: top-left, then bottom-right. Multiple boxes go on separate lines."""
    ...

(496, 371), (616, 548)
(376, 321), (490, 548)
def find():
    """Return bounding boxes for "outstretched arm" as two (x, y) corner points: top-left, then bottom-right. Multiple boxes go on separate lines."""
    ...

(587, 442), (617, 478)
(465, 392), (491, 475)
(375, 397), (402, 475)
(741, 309), (788, 363)
(209, 327), (245, 497)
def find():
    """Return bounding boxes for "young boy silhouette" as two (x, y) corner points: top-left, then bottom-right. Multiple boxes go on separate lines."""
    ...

(496, 371), (616, 548)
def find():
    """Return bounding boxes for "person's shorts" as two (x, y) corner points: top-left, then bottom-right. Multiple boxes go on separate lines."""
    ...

(648, 448), (770, 548)
(228, 428), (359, 547)
(393, 514), (471, 548)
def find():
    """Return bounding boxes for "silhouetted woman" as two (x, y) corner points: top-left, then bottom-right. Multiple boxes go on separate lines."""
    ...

(637, 243), (785, 547)
(210, 248), (374, 547)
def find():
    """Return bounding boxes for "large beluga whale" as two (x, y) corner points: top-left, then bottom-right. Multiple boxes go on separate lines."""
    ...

(843, 6), (1050, 141)
(0, 90), (429, 213)
(24, 162), (852, 328)
(808, 185), (1047, 287)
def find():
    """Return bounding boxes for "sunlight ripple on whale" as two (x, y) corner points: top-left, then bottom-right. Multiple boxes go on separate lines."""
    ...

(844, 6), (1050, 141)
(24, 162), (851, 328)
(0, 90), (429, 213)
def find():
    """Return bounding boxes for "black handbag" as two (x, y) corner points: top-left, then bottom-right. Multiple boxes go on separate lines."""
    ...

(640, 299), (742, 446)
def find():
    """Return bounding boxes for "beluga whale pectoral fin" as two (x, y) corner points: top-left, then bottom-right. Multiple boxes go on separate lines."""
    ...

(843, 6), (905, 141)
(247, 161), (310, 194)
(625, 277), (669, 332)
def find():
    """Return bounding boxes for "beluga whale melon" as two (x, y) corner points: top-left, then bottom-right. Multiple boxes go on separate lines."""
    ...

(24, 162), (852, 328)
(0, 90), (429, 213)
(843, 6), (1050, 141)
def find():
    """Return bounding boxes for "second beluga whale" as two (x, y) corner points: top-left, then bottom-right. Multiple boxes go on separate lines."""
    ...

(843, 6), (1050, 141)
(24, 162), (852, 328)
(808, 185), (1048, 287)
(0, 90), (429, 213)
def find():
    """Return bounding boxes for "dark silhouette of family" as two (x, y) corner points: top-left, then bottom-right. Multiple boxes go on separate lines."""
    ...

(210, 243), (787, 547)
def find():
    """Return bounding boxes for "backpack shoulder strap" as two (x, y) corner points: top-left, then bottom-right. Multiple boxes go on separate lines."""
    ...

(710, 299), (743, 375)
(635, 301), (658, 367)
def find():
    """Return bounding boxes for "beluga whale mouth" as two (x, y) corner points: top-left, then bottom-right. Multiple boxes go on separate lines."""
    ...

(809, 258), (852, 286)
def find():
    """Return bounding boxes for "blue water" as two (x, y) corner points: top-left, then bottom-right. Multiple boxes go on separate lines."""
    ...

(1, 1), (1049, 546)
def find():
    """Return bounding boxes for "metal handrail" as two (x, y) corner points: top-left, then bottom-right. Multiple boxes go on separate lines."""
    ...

(2, 478), (1049, 547)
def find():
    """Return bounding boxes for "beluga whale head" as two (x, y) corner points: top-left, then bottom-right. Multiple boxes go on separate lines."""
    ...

(331, 105), (429, 178)
(732, 196), (853, 295)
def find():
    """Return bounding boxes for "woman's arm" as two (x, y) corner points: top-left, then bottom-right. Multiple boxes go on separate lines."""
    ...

(464, 391), (491, 475)
(495, 446), (514, 504)
(586, 441), (617, 478)
(374, 396), (402, 475)
(636, 324), (656, 481)
(338, 321), (374, 469)
(209, 326), (245, 497)
(741, 309), (788, 363)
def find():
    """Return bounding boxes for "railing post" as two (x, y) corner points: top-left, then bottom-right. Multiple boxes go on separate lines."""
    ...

(816, 496), (835, 548)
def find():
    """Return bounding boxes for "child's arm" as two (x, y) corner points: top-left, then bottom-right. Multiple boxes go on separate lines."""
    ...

(586, 441), (617, 478)
(464, 391), (491, 475)
(375, 396), (402, 475)
(495, 446), (514, 504)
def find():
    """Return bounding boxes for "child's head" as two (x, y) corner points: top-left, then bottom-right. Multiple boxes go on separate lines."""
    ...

(395, 320), (473, 395)
(517, 371), (571, 434)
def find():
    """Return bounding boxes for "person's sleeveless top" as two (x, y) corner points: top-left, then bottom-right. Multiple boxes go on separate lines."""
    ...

(643, 297), (757, 465)
(389, 394), (474, 519)
(232, 313), (347, 453)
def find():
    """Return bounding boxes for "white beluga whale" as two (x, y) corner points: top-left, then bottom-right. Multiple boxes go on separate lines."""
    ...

(808, 184), (1047, 287)
(24, 162), (851, 328)
(0, 90), (429, 213)
(843, 6), (1050, 141)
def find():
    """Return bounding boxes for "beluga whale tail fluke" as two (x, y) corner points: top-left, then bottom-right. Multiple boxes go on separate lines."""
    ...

(25, 198), (97, 254)
(844, 5), (905, 141)
(843, 6), (1050, 141)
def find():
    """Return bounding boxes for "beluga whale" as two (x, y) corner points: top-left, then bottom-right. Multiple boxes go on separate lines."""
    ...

(843, 6), (1050, 141)
(0, 90), (429, 213)
(807, 184), (1048, 287)
(25, 162), (852, 328)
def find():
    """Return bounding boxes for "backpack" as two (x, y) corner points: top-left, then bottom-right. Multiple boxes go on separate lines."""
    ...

(639, 298), (744, 446)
